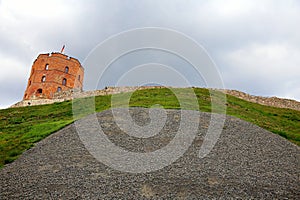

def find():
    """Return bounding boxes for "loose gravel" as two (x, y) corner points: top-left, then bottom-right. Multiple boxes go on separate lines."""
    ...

(0, 107), (299, 199)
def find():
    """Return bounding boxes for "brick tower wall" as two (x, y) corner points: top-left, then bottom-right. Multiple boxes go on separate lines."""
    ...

(23, 53), (84, 100)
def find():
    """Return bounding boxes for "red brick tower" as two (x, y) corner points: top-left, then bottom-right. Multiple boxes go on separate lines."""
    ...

(23, 52), (84, 100)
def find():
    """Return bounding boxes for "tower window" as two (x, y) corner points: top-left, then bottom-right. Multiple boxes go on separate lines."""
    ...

(78, 75), (81, 81)
(65, 66), (69, 73)
(37, 89), (43, 94)
(45, 64), (49, 70)
(41, 76), (46, 82)
(57, 87), (62, 92)
(62, 78), (67, 86)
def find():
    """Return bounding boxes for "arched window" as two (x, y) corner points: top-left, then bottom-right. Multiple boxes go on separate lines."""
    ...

(57, 87), (62, 92)
(29, 80), (31, 86)
(45, 64), (49, 70)
(37, 89), (43, 94)
(65, 66), (69, 73)
(41, 76), (46, 82)
(78, 75), (81, 81)
(62, 78), (67, 86)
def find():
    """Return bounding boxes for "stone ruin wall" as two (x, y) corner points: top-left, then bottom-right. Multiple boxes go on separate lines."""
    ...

(11, 87), (300, 111)
(218, 89), (300, 111)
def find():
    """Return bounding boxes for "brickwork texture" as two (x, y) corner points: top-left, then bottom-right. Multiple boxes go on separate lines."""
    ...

(23, 53), (84, 100)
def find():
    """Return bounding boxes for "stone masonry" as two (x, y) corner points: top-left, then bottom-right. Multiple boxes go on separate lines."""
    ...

(12, 86), (164, 108)
(12, 86), (300, 111)
(218, 89), (300, 111)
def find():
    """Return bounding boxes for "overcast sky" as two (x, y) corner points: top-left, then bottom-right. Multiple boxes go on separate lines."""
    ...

(0, 0), (299, 108)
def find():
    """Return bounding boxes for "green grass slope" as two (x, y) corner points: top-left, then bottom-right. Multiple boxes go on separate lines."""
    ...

(0, 88), (299, 168)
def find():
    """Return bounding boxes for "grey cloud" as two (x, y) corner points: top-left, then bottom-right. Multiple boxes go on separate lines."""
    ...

(0, 0), (300, 108)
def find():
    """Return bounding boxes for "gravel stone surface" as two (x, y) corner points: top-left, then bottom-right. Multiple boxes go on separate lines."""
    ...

(0, 107), (299, 199)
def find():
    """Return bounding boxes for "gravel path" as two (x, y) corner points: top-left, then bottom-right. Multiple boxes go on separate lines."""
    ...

(0, 108), (299, 199)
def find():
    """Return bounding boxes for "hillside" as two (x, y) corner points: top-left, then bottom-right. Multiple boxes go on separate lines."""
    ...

(0, 87), (299, 169)
(1, 107), (299, 198)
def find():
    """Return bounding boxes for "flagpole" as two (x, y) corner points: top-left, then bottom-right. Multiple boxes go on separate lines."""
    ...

(60, 45), (65, 53)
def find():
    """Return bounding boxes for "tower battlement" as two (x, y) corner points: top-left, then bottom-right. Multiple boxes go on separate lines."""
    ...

(23, 52), (84, 100)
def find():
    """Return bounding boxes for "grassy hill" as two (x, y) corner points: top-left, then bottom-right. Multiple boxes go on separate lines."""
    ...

(0, 88), (299, 168)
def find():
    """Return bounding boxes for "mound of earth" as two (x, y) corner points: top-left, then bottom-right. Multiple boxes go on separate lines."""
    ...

(0, 108), (299, 199)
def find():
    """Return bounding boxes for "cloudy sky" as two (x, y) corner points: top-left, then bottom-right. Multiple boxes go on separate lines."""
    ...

(0, 0), (299, 108)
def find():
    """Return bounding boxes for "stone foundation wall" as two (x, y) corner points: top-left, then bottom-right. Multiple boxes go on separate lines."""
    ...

(11, 99), (66, 108)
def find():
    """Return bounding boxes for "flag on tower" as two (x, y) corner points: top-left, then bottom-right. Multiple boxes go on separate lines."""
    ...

(61, 45), (65, 53)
